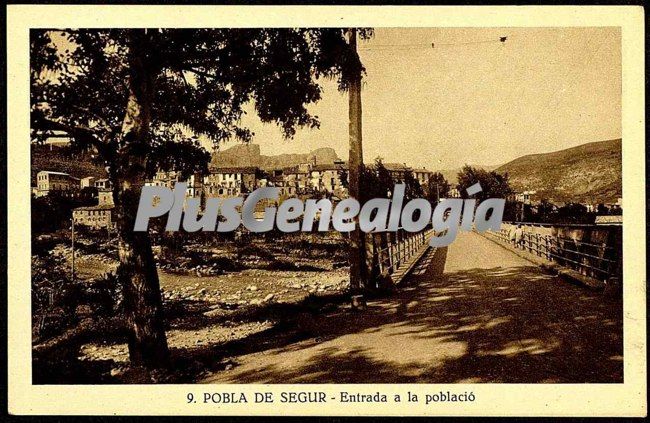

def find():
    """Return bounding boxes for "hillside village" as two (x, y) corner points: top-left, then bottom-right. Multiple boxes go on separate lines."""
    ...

(32, 138), (623, 230)
(33, 141), (438, 230)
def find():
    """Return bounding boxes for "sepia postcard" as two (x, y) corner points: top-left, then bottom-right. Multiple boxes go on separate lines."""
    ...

(6, 4), (646, 417)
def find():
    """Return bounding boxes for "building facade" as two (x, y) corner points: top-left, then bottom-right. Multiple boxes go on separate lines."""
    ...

(204, 166), (258, 197)
(185, 174), (203, 198)
(98, 190), (114, 206)
(72, 204), (115, 229)
(80, 176), (96, 189)
(308, 162), (348, 195)
(269, 175), (296, 197)
(448, 187), (461, 198)
(282, 165), (310, 194)
(35, 171), (79, 197)
(94, 178), (113, 191)
(411, 167), (434, 187)
(383, 163), (412, 183)
(514, 190), (537, 205)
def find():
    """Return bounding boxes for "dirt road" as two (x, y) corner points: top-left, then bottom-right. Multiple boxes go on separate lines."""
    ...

(200, 231), (623, 383)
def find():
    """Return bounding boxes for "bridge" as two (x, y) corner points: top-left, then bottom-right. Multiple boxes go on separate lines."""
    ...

(201, 230), (623, 383)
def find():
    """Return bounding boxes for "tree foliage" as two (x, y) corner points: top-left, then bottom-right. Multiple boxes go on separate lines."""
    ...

(424, 172), (450, 203)
(341, 158), (396, 203)
(31, 28), (371, 157)
(31, 192), (97, 234)
(402, 169), (424, 201)
(30, 28), (373, 369)
(456, 165), (512, 200)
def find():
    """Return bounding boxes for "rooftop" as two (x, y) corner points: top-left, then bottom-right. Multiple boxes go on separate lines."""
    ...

(283, 166), (309, 174)
(383, 163), (412, 172)
(209, 166), (258, 174)
(311, 163), (348, 171)
(73, 204), (115, 212)
(411, 167), (433, 174)
(38, 170), (71, 176)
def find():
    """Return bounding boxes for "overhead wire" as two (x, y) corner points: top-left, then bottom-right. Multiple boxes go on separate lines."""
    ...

(358, 36), (511, 51)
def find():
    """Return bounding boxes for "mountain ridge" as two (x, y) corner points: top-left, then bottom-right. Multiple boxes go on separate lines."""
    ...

(496, 138), (621, 204)
(210, 143), (340, 170)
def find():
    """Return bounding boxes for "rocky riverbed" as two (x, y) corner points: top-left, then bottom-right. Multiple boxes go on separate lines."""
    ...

(41, 235), (350, 372)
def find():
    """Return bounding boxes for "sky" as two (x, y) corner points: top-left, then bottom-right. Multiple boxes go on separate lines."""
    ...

(214, 27), (621, 170)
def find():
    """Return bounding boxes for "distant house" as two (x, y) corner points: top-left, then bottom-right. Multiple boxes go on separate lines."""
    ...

(80, 176), (96, 189)
(308, 162), (348, 196)
(205, 166), (258, 197)
(145, 170), (180, 189)
(98, 190), (114, 206)
(283, 165), (310, 193)
(185, 174), (203, 198)
(92, 178), (114, 205)
(32, 131), (72, 150)
(411, 167), (434, 186)
(72, 204), (115, 229)
(94, 178), (113, 191)
(143, 170), (207, 200)
(448, 187), (461, 198)
(269, 175), (296, 197)
(383, 163), (411, 182)
(514, 190), (537, 205)
(515, 192), (530, 204)
(35, 171), (79, 197)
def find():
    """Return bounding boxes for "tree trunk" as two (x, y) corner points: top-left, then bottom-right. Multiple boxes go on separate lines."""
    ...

(113, 30), (170, 368)
(347, 28), (369, 292)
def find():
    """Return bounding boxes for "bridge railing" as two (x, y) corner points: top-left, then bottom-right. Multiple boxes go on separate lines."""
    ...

(488, 223), (622, 282)
(367, 227), (434, 281)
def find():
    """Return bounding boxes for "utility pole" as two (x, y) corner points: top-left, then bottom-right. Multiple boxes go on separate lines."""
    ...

(347, 28), (367, 293)
(71, 216), (75, 282)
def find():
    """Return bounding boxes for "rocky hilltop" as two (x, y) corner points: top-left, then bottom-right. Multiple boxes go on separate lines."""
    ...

(210, 143), (340, 170)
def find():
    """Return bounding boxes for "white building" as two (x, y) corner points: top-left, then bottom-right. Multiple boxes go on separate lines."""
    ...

(204, 166), (257, 197)
(185, 174), (203, 198)
(80, 176), (96, 189)
(515, 190), (537, 205)
(35, 171), (79, 197)
(308, 162), (348, 196)
(411, 167), (434, 186)
(448, 187), (461, 198)
(94, 178), (113, 191)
